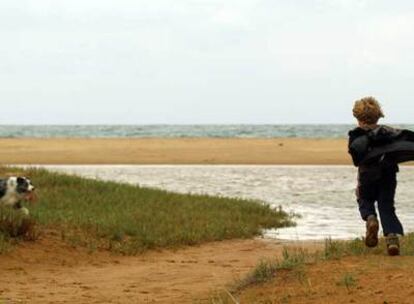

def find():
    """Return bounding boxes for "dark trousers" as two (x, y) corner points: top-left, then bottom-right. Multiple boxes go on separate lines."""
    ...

(356, 164), (404, 236)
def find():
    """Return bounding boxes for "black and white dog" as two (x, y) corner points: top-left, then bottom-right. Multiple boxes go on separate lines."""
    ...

(0, 177), (36, 216)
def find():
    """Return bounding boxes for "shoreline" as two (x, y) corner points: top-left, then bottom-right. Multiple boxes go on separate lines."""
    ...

(0, 137), (352, 165)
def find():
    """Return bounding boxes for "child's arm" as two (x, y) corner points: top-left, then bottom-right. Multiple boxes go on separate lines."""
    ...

(348, 129), (369, 167)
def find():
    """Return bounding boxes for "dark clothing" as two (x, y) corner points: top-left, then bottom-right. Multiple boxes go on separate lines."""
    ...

(356, 163), (403, 235)
(348, 125), (412, 236)
(348, 125), (414, 166)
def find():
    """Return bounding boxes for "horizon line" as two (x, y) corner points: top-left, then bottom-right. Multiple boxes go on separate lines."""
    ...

(0, 122), (413, 126)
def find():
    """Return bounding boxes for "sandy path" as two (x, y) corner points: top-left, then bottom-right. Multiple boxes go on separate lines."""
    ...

(0, 234), (322, 303)
(0, 138), (350, 165)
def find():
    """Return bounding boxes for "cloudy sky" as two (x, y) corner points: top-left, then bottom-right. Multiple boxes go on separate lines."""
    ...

(1, 0), (414, 124)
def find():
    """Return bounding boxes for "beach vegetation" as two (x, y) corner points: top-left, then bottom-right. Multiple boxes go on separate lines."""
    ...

(0, 234), (11, 254)
(337, 273), (358, 292)
(210, 235), (414, 303)
(235, 258), (279, 290)
(232, 246), (310, 293)
(0, 167), (294, 255)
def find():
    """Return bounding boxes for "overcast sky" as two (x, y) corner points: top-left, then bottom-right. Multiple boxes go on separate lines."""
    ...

(1, 0), (414, 124)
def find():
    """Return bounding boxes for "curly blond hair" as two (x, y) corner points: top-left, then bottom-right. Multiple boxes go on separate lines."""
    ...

(353, 97), (384, 124)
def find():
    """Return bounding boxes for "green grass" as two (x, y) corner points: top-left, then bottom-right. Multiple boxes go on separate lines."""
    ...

(234, 247), (311, 292)
(336, 273), (358, 292)
(236, 258), (279, 289)
(0, 204), (39, 253)
(0, 167), (294, 255)
(0, 233), (11, 254)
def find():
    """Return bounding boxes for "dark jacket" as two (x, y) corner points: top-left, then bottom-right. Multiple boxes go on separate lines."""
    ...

(348, 125), (414, 167)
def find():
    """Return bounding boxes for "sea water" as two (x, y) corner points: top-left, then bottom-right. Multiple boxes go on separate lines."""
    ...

(34, 165), (414, 241)
(2, 124), (413, 138)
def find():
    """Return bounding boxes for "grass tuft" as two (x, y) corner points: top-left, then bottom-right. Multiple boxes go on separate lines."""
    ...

(322, 238), (383, 260)
(336, 273), (358, 292)
(238, 258), (279, 289)
(233, 246), (311, 293)
(279, 247), (308, 269)
(0, 206), (40, 242)
(400, 233), (414, 256)
(0, 233), (11, 254)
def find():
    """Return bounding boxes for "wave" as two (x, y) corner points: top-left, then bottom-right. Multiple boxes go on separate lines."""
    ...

(0, 124), (413, 139)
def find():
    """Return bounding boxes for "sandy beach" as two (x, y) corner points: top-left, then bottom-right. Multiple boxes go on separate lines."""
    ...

(0, 232), (322, 303)
(2, 138), (414, 303)
(0, 138), (351, 165)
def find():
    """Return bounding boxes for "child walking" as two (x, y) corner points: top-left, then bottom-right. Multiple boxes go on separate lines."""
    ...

(348, 97), (409, 256)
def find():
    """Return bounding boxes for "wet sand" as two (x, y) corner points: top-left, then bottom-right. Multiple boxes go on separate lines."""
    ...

(0, 138), (350, 165)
